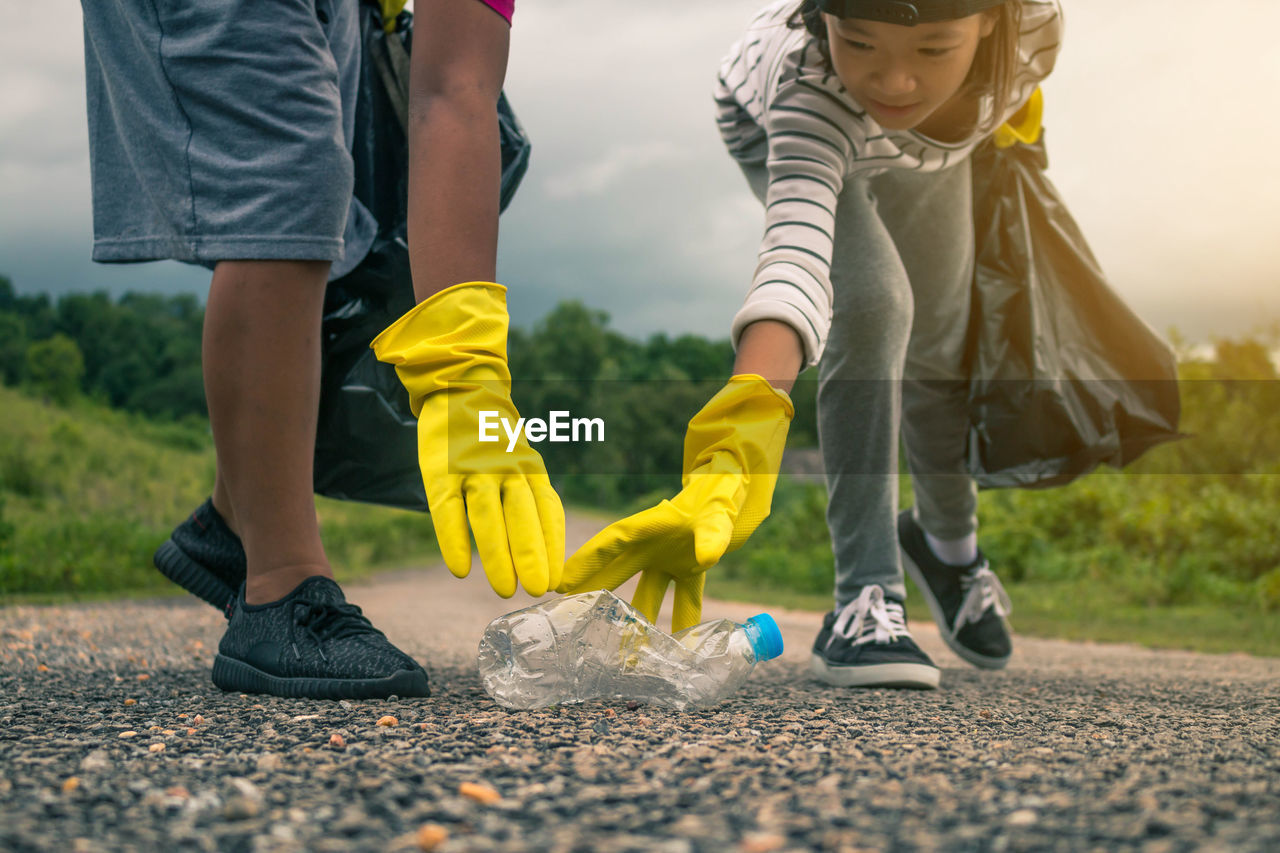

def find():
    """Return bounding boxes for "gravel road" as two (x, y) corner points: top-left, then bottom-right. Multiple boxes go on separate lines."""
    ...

(3, 513), (1278, 852)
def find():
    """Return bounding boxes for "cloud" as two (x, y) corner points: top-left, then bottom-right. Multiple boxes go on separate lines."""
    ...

(3, 0), (1280, 343)
(543, 141), (690, 199)
(677, 192), (763, 262)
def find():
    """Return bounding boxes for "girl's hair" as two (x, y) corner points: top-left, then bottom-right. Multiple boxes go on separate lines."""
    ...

(788, 1), (1025, 136)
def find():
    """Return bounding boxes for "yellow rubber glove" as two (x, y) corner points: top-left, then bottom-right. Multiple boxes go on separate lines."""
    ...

(379, 0), (408, 32)
(994, 87), (1043, 149)
(558, 375), (793, 632)
(369, 282), (565, 598)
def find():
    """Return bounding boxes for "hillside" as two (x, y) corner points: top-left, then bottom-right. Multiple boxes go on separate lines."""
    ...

(0, 386), (438, 599)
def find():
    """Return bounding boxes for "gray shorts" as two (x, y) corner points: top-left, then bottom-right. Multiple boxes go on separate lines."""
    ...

(81, 0), (376, 279)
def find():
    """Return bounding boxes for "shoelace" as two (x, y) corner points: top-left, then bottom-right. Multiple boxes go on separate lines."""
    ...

(954, 562), (1012, 631)
(829, 585), (910, 648)
(290, 598), (383, 662)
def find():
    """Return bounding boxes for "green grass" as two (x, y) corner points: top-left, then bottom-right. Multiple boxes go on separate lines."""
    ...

(709, 471), (1280, 658)
(999, 580), (1280, 657)
(707, 575), (1280, 658)
(0, 386), (439, 601)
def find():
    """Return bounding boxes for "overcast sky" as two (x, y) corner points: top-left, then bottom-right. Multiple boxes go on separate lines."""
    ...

(2, 0), (1278, 343)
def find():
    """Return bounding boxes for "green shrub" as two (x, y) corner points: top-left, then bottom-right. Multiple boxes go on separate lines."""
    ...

(25, 334), (84, 405)
(1257, 568), (1280, 612)
(718, 478), (834, 596)
(1, 516), (166, 596)
(0, 439), (46, 499)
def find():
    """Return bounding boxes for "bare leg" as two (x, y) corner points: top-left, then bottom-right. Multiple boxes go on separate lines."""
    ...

(211, 460), (238, 535)
(203, 259), (333, 604)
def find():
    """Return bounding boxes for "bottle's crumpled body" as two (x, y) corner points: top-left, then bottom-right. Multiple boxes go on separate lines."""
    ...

(477, 590), (783, 710)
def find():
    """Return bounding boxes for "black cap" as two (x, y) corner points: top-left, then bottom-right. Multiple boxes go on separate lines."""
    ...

(813, 0), (1006, 26)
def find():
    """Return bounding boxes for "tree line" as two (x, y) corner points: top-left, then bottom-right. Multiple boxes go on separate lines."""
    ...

(1, 276), (205, 418)
(0, 275), (820, 505)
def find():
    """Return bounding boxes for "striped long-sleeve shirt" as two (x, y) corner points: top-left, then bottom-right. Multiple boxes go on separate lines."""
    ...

(715, 0), (1063, 366)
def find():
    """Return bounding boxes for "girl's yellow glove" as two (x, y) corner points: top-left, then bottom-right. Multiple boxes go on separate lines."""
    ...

(994, 87), (1043, 149)
(370, 282), (565, 598)
(558, 375), (793, 632)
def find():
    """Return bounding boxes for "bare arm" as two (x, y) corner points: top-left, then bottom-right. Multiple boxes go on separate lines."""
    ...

(406, 0), (511, 303)
(732, 319), (805, 393)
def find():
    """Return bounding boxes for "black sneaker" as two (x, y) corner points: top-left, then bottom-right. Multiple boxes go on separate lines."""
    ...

(809, 585), (941, 689)
(898, 509), (1012, 670)
(153, 498), (247, 617)
(212, 576), (430, 699)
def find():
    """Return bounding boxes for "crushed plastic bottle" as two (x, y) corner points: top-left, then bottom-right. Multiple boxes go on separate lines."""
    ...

(477, 589), (784, 710)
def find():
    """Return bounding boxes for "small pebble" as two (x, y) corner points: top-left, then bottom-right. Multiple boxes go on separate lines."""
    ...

(459, 782), (501, 804)
(416, 824), (449, 850)
(124, 699), (137, 706)
(149, 743), (165, 753)
(137, 674), (150, 681)
(61, 777), (80, 794)
(329, 733), (346, 749)
(118, 731), (138, 739)
(192, 715), (205, 726)
(740, 833), (785, 853)
(223, 796), (260, 821)
(377, 716), (398, 728)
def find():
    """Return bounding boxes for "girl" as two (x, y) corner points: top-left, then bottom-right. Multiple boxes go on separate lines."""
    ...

(717, 0), (1061, 688)
(562, 0), (1061, 689)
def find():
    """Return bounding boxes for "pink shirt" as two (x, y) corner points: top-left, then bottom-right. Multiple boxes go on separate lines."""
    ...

(477, 0), (513, 24)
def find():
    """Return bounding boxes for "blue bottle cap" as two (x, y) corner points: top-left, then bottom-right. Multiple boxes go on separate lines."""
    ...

(743, 614), (784, 662)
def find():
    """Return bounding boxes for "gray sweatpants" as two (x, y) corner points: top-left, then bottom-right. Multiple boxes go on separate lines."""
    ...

(741, 162), (977, 605)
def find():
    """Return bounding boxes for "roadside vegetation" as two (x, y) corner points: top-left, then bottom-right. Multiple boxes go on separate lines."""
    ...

(714, 337), (1280, 657)
(0, 385), (437, 601)
(1, 275), (1276, 655)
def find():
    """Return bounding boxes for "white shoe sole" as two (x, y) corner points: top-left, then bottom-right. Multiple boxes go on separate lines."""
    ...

(901, 546), (1012, 671)
(809, 653), (941, 689)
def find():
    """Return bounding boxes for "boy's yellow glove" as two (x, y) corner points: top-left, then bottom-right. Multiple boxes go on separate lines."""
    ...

(370, 282), (564, 598)
(558, 375), (793, 632)
(379, 0), (408, 31)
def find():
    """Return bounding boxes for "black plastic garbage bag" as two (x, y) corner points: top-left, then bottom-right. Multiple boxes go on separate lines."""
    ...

(965, 134), (1182, 489)
(313, 1), (531, 511)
